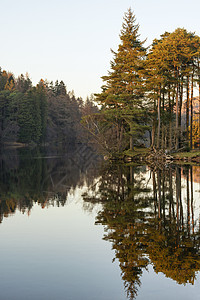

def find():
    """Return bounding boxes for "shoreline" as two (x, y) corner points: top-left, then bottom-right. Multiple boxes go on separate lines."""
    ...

(108, 148), (200, 166)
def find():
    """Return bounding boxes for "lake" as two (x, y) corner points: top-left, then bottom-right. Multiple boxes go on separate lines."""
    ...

(0, 146), (200, 300)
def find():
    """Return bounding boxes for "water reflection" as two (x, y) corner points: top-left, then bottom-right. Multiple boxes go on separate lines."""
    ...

(83, 164), (200, 299)
(1, 147), (200, 299)
(0, 145), (101, 222)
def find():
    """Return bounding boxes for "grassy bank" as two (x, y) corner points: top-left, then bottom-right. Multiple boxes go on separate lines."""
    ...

(121, 148), (200, 165)
(171, 150), (200, 163)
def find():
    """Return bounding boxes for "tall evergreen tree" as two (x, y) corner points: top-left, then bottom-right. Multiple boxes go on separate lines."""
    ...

(96, 8), (147, 153)
(0, 69), (8, 91)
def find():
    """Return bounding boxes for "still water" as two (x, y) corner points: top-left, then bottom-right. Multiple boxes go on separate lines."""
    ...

(0, 146), (200, 300)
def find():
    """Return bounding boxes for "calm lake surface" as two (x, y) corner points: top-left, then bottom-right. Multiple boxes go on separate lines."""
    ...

(0, 146), (200, 300)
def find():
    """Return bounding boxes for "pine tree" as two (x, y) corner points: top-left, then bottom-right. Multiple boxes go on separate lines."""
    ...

(96, 8), (147, 153)
(0, 69), (8, 91)
(146, 28), (200, 151)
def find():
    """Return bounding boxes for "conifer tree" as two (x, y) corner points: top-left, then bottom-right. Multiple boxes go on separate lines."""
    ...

(146, 29), (200, 151)
(0, 69), (8, 91)
(96, 8), (147, 153)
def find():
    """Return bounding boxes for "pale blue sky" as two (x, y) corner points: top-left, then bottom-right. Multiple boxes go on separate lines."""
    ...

(1, 0), (200, 99)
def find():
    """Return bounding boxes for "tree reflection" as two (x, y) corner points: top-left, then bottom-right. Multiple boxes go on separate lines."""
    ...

(83, 163), (200, 299)
(0, 145), (101, 222)
(1, 147), (200, 299)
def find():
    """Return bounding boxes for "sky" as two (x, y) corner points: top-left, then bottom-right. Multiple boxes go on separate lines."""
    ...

(1, 0), (200, 100)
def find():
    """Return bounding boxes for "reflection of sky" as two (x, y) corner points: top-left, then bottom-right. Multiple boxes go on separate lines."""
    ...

(181, 177), (200, 225)
(111, 166), (200, 299)
(0, 167), (200, 299)
(137, 265), (200, 300)
(0, 196), (125, 300)
(140, 167), (200, 228)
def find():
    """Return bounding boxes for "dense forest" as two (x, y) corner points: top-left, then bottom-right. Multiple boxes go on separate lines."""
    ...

(83, 8), (200, 156)
(0, 69), (97, 147)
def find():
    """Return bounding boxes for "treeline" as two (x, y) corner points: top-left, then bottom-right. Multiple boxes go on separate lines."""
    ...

(0, 68), (98, 146)
(84, 8), (200, 155)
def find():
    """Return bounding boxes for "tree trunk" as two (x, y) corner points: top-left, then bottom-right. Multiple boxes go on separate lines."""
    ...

(129, 123), (134, 151)
(157, 89), (161, 149)
(118, 123), (124, 152)
(186, 76), (190, 141)
(178, 75), (183, 148)
(151, 99), (156, 149)
(161, 125), (164, 149)
(175, 72), (179, 150)
(190, 71), (194, 149)
(168, 89), (172, 150)
(199, 67), (200, 150)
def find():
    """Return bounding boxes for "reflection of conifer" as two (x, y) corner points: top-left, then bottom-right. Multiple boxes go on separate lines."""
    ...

(83, 163), (200, 297)
(90, 165), (151, 299)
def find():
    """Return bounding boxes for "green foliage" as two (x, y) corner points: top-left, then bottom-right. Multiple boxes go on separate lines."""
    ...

(0, 68), (8, 91)
(94, 8), (148, 153)
(0, 90), (19, 143)
(46, 83), (82, 146)
(18, 88), (44, 143)
(0, 68), (82, 146)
